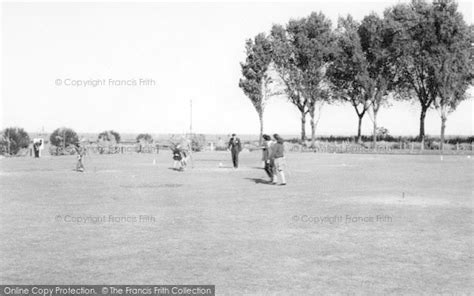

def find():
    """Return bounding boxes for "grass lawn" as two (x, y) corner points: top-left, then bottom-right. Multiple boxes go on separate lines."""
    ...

(0, 151), (472, 295)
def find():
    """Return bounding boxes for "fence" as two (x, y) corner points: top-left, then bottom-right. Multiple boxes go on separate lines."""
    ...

(4, 141), (473, 157)
(49, 144), (162, 156)
(285, 141), (474, 154)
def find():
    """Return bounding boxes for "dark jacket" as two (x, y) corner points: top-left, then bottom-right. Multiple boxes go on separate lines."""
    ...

(228, 137), (242, 152)
(262, 140), (273, 162)
(172, 148), (183, 161)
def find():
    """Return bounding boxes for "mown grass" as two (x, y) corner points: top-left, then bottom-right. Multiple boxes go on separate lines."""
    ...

(0, 152), (472, 295)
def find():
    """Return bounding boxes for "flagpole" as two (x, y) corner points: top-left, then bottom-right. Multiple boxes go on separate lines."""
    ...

(190, 99), (193, 136)
(189, 99), (194, 168)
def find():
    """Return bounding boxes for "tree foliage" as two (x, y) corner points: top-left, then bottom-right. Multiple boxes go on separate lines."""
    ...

(326, 16), (372, 142)
(291, 12), (335, 146)
(384, 0), (472, 146)
(240, 3), (471, 144)
(427, 0), (472, 149)
(1, 127), (30, 155)
(136, 133), (153, 143)
(239, 33), (274, 144)
(50, 127), (79, 147)
(239, 33), (274, 115)
(270, 13), (335, 143)
(190, 134), (206, 152)
(98, 130), (121, 143)
(429, 0), (472, 111)
(359, 13), (396, 146)
(384, 0), (438, 144)
(271, 23), (310, 141)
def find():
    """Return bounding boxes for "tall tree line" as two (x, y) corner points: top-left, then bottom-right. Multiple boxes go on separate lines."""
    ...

(239, 0), (472, 147)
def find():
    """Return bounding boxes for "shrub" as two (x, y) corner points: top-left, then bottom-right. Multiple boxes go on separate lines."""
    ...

(190, 134), (206, 152)
(376, 127), (390, 140)
(49, 144), (77, 156)
(1, 127), (30, 155)
(98, 130), (121, 143)
(136, 133), (153, 143)
(50, 127), (79, 147)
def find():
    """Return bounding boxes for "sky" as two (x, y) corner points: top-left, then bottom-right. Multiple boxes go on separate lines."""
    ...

(1, 0), (472, 136)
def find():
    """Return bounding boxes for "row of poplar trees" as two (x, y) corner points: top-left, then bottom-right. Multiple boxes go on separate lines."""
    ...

(239, 0), (472, 149)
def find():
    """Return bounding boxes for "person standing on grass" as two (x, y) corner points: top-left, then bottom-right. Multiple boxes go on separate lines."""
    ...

(270, 134), (286, 185)
(261, 134), (274, 180)
(227, 133), (242, 169)
(74, 142), (86, 172)
(172, 144), (186, 171)
(33, 141), (40, 158)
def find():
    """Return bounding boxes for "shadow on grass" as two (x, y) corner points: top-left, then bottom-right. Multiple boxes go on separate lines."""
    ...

(245, 177), (273, 185)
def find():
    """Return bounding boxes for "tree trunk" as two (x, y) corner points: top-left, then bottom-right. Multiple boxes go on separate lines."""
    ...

(310, 113), (316, 148)
(419, 106), (428, 150)
(372, 109), (378, 151)
(258, 112), (264, 146)
(357, 115), (363, 144)
(440, 110), (447, 153)
(301, 113), (306, 143)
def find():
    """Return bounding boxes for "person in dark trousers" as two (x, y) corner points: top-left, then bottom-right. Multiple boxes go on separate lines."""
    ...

(228, 133), (242, 169)
(33, 142), (40, 158)
(261, 134), (274, 180)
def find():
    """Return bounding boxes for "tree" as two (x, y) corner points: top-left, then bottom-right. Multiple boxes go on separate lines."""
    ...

(359, 13), (396, 149)
(428, 0), (472, 151)
(239, 33), (275, 144)
(190, 134), (206, 152)
(271, 24), (310, 142)
(290, 12), (335, 147)
(384, 0), (438, 148)
(327, 16), (372, 143)
(50, 127), (79, 148)
(1, 127), (30, 155)
(98, 130), (121, 143)
(136, 133), (153, 143)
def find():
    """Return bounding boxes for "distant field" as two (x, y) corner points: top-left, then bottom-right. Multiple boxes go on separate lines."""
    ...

(0, 152), (472, 295)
